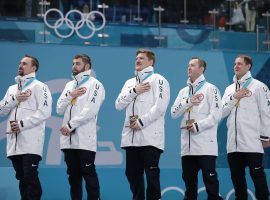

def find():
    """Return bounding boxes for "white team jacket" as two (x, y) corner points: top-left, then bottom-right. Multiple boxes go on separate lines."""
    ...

(115, 66), (170, 150)
(57, 70), (105, 152)
(171, 74), (222, 156)
(222, 71), (270, 153)
(0, 72), (52, 157)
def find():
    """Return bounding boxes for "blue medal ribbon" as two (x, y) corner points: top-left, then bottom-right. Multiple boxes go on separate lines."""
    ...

(241, 77), (253, 89)
(141, 71), (154, 82)
(73, 75), (90, 89)
(188, 80), (206, 98)
(21, 77), (36, 91)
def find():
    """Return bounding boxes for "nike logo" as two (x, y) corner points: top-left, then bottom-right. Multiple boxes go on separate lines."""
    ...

(85, 163), (92, 167)
(254, 166), (261, 170)
(32, 164), (38, 167)
(209, 173), (215, 176)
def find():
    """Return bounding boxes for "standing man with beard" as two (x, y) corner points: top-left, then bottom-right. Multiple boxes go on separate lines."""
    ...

(171, 57), (223, 200)
(222, 55), (270, 200)
(0, 54), (52, 200)
(57, 54), (105, 200)
(115, 49), (170, 200)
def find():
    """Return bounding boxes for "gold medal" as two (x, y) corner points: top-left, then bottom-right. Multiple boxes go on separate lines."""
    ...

(71, 98), (77, 105)
(186, 106), (192, 112)
(186, 119), (195, 126)
(129, 115), (138, 126)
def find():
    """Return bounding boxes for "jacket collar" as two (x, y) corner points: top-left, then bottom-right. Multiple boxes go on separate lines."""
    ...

(73, 70), (91, 84)
(15, 72), (36, 87)
(135, 66), (154, 82)
(187, 74), (205, 88)
(233, 71), (252, 85)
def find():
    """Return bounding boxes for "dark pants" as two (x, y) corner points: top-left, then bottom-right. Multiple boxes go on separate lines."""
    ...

(228, 152), (269, 200)
(182, 155), (222, 200)
(125, 146), (162, 200)
(9, 154), (42, 200)
(63, 149), (100, 200)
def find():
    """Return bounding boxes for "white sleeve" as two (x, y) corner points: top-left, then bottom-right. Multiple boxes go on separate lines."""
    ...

(257, 84), (270, 140)
(56, 83), (73, 115)
(195, 86), (222, 133)
(20, 84), (52, 131)
(171, 88), (193, 119)
(222, 86), (238, 118)
(0, 87), (19, 117)
(68, 82), (105, 130)
(115, 80), (137, 111)
(138, 77), (170, 128)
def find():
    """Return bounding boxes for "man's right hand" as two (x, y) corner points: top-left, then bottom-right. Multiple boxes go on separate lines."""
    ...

(70, 87), (86, 98)
(233, 88), (250, 100)
(16, 92), (29, 102)
(135, 83), (151, 94)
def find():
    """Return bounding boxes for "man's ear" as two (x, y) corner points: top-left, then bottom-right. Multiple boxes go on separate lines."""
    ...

(248, 64), (251, 71)
(85, 63), (91, 70)
(32, 65), (37, 72)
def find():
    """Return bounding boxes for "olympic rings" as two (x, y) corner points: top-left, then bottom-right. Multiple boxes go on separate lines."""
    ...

(44, 9), (106, 39)
(161, 186), (256, 200)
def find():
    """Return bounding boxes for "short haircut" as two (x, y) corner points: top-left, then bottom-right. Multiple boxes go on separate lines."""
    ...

(136, 49), (155, 66)
(237, 54), (253, 70)
(24, 54), (39, 72)
(191, 57), (207, 73)
(74, 54), (92, 69)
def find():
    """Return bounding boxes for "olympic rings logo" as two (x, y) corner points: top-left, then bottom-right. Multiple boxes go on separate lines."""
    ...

(44, 9), (106, 39)
(161, 186), (256, 200)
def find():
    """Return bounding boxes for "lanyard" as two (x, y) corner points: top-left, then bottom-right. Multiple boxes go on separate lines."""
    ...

(19, 77), (36, 91)
(188, 80), (206, 98)
(141, 71), (154, 82)
(235, 77), (253, 107)
(241, 77), (253, 89)
(73, 76), (90, 89)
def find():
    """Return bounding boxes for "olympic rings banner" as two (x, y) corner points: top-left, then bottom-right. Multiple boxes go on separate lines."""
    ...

(44, 9), (106, 39)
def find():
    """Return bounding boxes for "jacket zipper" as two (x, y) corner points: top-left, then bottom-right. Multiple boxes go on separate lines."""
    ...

(234, 82), (240, 151)
(234, 107), (238, 150)
(69, 105), (73, 145)
(14, 105), (19, 151)
(131, 97), (137, 144)
(69, 78), (78, 145)
(131, 77), (140, 144)
(188, 86), (193, 152)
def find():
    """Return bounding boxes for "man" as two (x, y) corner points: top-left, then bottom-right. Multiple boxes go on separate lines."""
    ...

(244, 0), (257, 32)
(171, 57), (223, 200)
(0, 55), (52, 200)
(115, 49), (170, 200)
(222, 55), (270, 200)
(57, 54), (105, 200)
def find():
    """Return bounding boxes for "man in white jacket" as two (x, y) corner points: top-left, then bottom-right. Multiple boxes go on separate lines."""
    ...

(222, 55), (269, 200)
(115, 49), (170, 200)
(171, 57), (223, 200)
(0, 55), (52, 200)
(57, 54), (105, 200)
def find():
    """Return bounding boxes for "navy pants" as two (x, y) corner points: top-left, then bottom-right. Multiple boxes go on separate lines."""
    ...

(63, 149), (100, 200)
(125, 146), (162, 200)
(228, 152), (269, 200)
(182, 155), (223, 200)
(10, 154), (42, 200)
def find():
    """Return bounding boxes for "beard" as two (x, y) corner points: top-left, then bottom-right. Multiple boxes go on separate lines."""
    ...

(18, 68), (24, 76)
(72, 66), (86, 76)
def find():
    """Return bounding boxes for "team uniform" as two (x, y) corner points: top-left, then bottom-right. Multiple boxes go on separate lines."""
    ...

(222, 71), (270, 200)
(171, 74), (222, 200)
(57, 70), (105, 200)
(0, 72), (52, 200)
(116, 66), (170, 200)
